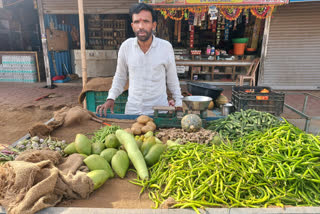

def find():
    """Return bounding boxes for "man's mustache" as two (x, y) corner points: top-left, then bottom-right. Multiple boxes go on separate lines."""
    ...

(136, 30), (148, 34)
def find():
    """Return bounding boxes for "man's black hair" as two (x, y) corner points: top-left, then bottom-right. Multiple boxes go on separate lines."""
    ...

(129, 3), (157, 23)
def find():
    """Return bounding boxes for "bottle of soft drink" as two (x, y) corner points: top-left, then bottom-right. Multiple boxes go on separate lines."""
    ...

(215, 49), (220, 60)
(206, 45), (211, 55)
(211, 45), (215, 55)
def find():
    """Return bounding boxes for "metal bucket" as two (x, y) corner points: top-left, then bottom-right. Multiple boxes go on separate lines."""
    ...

(222, 103), (235, 116)
(182, 96), (212, 111)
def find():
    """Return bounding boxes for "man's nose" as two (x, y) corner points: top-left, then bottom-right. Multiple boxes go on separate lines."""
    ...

(138, 22), (145, 29)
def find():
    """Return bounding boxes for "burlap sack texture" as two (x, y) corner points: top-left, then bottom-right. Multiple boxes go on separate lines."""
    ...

(0, 150), (94, 214)
(78, 77), (129, 104)
(28, 106), (97, 137)
(29, 77), (130, 137)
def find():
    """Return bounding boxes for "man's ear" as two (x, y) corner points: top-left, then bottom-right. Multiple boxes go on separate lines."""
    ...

(152, 21), (157, 31)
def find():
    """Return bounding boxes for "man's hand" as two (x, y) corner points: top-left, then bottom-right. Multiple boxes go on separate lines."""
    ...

(168, 99), (175, 107)
(96, 99), (115, 117)
(169, 99), (183, 112)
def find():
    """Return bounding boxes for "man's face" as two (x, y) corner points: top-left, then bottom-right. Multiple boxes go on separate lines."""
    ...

(131, 10), (156, 42)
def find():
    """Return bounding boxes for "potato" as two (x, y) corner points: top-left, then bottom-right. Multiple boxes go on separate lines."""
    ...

(137, 115), (151, 124)
(141, 125), (154, 134)
(131, 127), (142, 135)
(124, 128), (133, 135)
(146, 121), (156, 130)
(131, 122), (145, 129)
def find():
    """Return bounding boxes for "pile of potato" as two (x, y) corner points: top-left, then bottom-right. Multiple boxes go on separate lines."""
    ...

(126, 115), (157, 135)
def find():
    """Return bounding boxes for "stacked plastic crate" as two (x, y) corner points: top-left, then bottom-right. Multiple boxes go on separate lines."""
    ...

(0, 55), (37, 83)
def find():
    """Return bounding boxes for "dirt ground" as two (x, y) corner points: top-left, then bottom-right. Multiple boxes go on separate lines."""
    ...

(0, 81), (156, 209)
(50, 119), (154, 209)
(1, 81), (320, 144)
(1, 81), (320, 210)
(0, 82), (82, 145)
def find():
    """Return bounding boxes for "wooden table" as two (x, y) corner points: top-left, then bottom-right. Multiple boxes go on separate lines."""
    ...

(176, 60), (253, 81)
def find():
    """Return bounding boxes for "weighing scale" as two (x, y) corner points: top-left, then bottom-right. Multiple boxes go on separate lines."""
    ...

(153, 96), (213, 128)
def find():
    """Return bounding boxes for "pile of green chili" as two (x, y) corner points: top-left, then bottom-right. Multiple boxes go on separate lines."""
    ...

(132, 121), (320, 213)
(90, 125), (120, 143)
(206, 109), (283, 140)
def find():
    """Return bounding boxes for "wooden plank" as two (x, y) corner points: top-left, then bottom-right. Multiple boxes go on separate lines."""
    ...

(176, 60), (252, 66)
(77, 0), (88, 109)
(37, 0), (52, 87)
(152, 106), (175, 111)
(35, 52), (41, 82)
(95, 113), (224, 121)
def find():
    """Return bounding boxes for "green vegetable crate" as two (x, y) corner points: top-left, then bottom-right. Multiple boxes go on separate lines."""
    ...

(153, 107), (182, 128)
(153, 107), (207, 128)
(86, 91), (128, 114)
(231, 86), (285, 116)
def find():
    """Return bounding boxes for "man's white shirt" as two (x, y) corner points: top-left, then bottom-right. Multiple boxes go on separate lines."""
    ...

(107, 36), (183, 115)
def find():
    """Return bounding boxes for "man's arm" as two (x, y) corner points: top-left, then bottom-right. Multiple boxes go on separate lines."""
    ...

(165, 44), (183, 107)
(97, 43), (128, 116)
(107, 44), (128, 101)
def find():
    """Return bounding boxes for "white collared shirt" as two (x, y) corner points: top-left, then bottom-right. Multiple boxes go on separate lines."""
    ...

(107, 36), (183, 115)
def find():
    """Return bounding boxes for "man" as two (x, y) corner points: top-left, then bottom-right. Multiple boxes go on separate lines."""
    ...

(96, 3), (183, 116)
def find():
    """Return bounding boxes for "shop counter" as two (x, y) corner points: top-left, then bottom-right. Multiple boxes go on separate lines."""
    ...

(176, 60), (253, 81)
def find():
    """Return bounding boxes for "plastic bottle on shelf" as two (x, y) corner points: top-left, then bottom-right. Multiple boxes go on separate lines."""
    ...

(206, 45), (211, 55)
(211, 45), (215, 56)
(215, 49), (220, 60)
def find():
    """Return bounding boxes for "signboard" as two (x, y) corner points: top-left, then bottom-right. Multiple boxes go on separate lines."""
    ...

(290, 0), (320, 2)
(140, 0), (289, 4)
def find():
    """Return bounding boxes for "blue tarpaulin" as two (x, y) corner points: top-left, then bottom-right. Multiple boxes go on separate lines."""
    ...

(44, 14), (79, 79)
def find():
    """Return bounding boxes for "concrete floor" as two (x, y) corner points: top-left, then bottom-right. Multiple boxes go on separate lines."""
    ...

(2, 205), (320, 214)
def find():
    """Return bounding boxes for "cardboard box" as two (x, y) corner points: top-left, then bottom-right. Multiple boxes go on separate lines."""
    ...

(46, 29), (69, 51)
(176, 66), (186, 74)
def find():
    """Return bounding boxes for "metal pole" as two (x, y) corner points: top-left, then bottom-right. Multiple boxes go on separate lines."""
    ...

(77, 0), (88, 108)
(305, 118), (311, 133)
(302, 95), (308, 114)
(37, 0), (52, 88)
(258, 15), (271, 86)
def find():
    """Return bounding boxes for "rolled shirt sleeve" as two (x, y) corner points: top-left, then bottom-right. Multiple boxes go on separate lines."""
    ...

(165, 44), (183, 107)
(107, 44), (128, 101)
